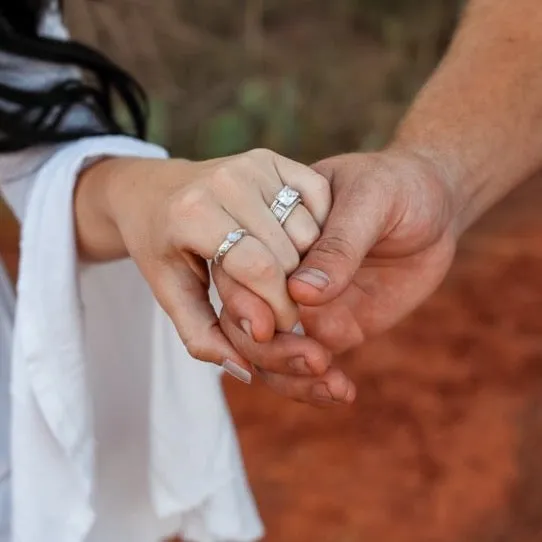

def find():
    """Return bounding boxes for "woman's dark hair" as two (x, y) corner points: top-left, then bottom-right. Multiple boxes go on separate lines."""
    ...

(0, 0), (148, 152)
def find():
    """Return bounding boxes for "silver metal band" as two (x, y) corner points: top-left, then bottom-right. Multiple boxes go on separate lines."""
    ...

(213, 229), (248, 266)
(270, 186), (302, 226)
(270, 198), (302, 225)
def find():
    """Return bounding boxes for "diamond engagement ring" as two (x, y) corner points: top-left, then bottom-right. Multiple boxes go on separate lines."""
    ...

(213, 228), (248, 266)
(270, 186), (302, 226)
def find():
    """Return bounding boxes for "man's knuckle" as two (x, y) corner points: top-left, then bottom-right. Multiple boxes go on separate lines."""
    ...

(313, 234), (357, 261)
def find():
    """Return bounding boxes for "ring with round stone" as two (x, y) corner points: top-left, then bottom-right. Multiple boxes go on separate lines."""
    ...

(213, 228), (248, 266)
(270, 186), (303, 226)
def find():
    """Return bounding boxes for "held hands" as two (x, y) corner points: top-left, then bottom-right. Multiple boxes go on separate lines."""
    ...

(78, 145), (460, 408)
(218, 149), (460, 405)
(78, 148), (334, 382)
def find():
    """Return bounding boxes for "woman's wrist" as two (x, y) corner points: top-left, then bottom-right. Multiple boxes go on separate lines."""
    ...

(74, 156), (193, 262)
(74, 156), (138, 261)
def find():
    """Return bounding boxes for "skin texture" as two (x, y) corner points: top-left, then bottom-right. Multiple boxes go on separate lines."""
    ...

(218, 0), (542, 406)
(73, 149), (332, 379)
(71, 0), (542, 407)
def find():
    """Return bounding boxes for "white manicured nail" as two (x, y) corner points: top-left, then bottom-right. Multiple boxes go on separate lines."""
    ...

(292, 321), (305, 335)
(222, 359), (252, 384)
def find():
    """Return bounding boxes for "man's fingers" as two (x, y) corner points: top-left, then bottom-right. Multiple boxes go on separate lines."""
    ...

(220, 308), (332, 376)
(299, 299), (365, 355)
(288, 159), (388, 307)
(152, 260), (253, 383)
(256, 367), (357, 407)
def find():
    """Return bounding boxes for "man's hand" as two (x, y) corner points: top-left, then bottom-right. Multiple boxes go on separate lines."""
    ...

(289, 149), (457, 349)
(216, 148), (457, 404)
(218, 0), (542, 405)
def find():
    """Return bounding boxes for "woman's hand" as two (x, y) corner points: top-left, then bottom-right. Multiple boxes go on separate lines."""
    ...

(74, 148), (331, 381)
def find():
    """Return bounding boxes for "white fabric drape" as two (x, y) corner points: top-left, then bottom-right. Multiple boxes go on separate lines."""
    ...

(0, 1), (263, 540)
(1, 136), (263, 542)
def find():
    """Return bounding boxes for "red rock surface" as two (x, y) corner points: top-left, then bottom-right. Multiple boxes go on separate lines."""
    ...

(224, 177), (542, 542)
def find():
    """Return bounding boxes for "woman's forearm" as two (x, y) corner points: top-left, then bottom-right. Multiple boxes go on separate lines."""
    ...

(393, 0), (542, 235)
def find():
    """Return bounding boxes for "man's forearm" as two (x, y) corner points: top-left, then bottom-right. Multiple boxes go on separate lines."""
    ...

(392, 0), (542, 234)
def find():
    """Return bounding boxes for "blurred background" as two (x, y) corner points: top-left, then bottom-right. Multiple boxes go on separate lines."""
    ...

(6, 0), (542, 540)
(66, 0), (462, 161)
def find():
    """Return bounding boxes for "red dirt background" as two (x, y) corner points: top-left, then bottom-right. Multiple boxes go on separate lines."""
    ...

(2, 3), (540, 541)
(223, 176), (542, 542)
(3, 178), (542, 542)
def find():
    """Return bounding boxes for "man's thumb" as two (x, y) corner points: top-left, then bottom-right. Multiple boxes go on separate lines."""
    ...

(288, 167), (383, 306)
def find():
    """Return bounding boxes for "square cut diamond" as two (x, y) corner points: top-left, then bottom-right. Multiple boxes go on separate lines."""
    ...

(277, 187), (299, 206)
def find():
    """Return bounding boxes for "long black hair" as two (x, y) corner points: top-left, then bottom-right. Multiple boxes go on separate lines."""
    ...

(0, 0), (148, 152)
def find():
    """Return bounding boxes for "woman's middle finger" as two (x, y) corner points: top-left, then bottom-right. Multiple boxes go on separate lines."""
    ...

(171, 193), (299, 331)
(216, 151), (328, 270)
(263, 184), (322, 256)
(253, 151), (330, 255)
(223, 189), (302, 275)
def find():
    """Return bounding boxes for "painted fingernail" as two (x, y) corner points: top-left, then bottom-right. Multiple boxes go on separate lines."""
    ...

(240, 318), (253, 338)
(292, 268), (330, 290)
(288, 356), (310, 374)
(292, 321), (305, 335)
(222, 359), (252, 384)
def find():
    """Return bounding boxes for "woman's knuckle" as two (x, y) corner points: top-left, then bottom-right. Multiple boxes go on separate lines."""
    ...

(312, 171), (332, 193)
(296, 226), (320, 254)
(248, 148), (272, 161)
(170, 186), (207, 219)
(184, 335), (207, 361)
(210, 165), (235, 188)
(283, 250), (300, 276)
(215, 164), (254, 195)
(235, 151), (259, 169)
(246, 253), (280, 282)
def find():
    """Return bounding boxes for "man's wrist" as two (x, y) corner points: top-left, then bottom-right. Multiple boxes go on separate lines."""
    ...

(385, 141), (467, 240)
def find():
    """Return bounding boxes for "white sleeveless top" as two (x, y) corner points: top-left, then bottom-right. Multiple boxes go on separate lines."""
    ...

(0, 3), (263, 541)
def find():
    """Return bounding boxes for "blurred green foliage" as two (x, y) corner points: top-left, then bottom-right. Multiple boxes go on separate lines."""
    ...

(195, 76), (300, 157)
(101, 0), (463, 160)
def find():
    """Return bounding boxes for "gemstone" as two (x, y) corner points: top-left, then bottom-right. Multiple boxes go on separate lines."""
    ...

(227, 230), (243, 243)
(277, 186), (299, 205)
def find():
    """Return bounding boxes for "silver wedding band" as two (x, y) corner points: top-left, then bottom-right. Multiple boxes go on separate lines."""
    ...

(213, 228), (248, 266)
(270, 186), (302, 226)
